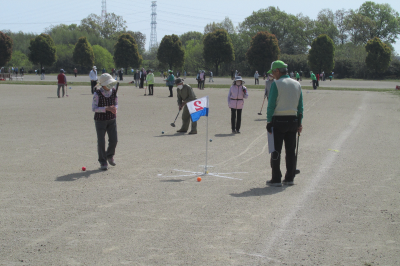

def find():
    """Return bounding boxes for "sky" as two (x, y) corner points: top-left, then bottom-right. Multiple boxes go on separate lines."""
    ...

(1, 0), (400, 54)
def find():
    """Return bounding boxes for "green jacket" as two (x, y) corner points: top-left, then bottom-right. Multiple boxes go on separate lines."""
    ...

(166, 74), (175, 86)
(296, 72), (300, 79)
(310, 73), (316, 81)
(177, 84), (196, 106)
(146, 73), (154, 85)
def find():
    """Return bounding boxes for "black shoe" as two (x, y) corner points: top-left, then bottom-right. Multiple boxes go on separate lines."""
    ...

(282, 180), (294, 186)
(236, 130), (241, 134)
(266, 180), (282, 187)
(168, 95), (173, 97)
(232, 130), (236, 134)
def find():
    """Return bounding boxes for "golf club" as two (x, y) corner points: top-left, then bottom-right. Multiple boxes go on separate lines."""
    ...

(170, 109), (181, 127)
(144, 81), (147, 96)
(258, 96), (266, 115)
(294, 113), (302, 176)
(66, 84), (68, 97)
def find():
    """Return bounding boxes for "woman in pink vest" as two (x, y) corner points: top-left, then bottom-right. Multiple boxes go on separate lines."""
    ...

(227, 76), (248, 134)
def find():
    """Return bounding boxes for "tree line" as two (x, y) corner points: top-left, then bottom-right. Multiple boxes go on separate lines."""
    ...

(1, 1), (400, 79)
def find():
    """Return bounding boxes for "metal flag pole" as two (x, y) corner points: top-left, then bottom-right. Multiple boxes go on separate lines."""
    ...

(204, 96), (209, 175)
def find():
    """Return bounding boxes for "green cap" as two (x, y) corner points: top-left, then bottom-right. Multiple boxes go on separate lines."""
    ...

(267, 60), (288, 74)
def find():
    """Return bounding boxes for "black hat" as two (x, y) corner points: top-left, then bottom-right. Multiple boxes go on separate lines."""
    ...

(174, 78), (184, 85)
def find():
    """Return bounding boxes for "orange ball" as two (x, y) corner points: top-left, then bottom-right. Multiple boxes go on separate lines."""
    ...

(197, 177), (202, 182)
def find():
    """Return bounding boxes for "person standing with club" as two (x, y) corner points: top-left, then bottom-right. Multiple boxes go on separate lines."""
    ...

(254, 70), (259, 85)
(175, 78), (198, 134)
(92, 73), (119, 170)
(310, 71), (317, 90)
(228, 76), (248, 134)
(56, 69), (67, 98)
(89, 66), (98, 94)
(165, 70), (175, 97)
(265, 60), (303, 187)
(146, 69), (155, 95)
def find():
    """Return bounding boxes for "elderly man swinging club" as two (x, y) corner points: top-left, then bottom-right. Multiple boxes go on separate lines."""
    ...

(266, 60), (303, 187)
(175, 78), (198, 134)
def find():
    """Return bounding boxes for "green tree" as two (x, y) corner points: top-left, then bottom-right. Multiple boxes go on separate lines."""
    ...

(0, 31), (13, 66)
(28, 33), (57, 69)
(246, 31), (280, 74)
(365, 37), (391, 74)
(157, 34), (185, 70)
(180, 31), (203, 47)
(204, 17), (235, 35)
(93, 45), (114, 72)
(358, 1), (400, 44)
(7, 51), (33, 70)
(114, 33), (141, 71)
(80, 13), (127, 39)
(203, 29), (234, 76)
(125, 31), (146, 54)
(314, 9), (339, 43)
(308, 34), (335, 73)
(335, 9), (350, 44)
(73, 37), (95, 71)
(55, 44), (74, 72)
(184, 40), (205, 73)
(345, 11), (376, 45)
(238, 7), (309, 54)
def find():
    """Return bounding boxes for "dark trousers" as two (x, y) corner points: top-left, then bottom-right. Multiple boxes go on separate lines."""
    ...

(255, 78), (259, 85)
(168, 86), (173, 96)
(95, 119), (118, 165)
(140, 78), (144, 88)
(270, 116), (298, 182)
(231, 108), (242, 131)
(91, 80), (97, 94)
(312, 80), (317, 90)
(148, 84), (154, 95)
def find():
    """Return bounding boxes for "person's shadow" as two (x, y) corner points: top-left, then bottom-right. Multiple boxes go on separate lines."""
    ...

(214, 133), (235, 137)
(56, 169), (103, 181)
(230, 186), (288, 197)
(154, 133), (186, 137)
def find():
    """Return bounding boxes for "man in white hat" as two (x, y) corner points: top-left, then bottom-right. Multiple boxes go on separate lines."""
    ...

(92, 73), (119, 170)
(89, 66), (98, 94)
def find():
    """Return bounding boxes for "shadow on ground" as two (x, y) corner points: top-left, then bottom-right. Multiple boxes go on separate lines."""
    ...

(214, 133), (235, 137)
(230, 186), (288, 197)
(56, 169), (103, 181)
(254, 118), (267, 121)
(154, 133), (188, 137)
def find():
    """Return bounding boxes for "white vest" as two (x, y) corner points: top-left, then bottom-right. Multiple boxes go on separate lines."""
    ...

(274, 78), (301, 117)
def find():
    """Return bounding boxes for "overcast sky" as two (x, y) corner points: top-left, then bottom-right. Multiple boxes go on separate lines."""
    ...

(1, 0), (399, 54)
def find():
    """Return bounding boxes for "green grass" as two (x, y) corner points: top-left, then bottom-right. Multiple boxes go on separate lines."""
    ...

(1, 80), (399, 93)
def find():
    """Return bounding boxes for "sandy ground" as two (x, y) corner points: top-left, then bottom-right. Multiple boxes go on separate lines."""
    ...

(0, 83), (399, 265)
(13, 74), (400, 89)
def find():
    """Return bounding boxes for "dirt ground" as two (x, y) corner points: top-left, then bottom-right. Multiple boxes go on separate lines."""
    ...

(0, 83), (399, 265)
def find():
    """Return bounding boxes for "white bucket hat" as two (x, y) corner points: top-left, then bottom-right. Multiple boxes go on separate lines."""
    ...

(93, 66), (97, 70)
(233, 76), (245, 84)
(98, 73), (117, 87)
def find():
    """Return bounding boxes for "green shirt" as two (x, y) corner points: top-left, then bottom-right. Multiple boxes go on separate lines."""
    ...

(267, 75), (303, 123)
(310, 73), (316, 81)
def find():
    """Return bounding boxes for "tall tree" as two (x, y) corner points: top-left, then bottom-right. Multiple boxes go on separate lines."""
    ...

(0, 31), (13, 66)
(125, 31), (146, 54)
(93, 45), (114, 72)
(28, 33), (57, 69)
(345, 11), (375, 45)
(314, 9), (339, 43)
(365, 37), (391, 74)
(335, 9), (350, 44)
(246, 31), (280, 74)
(80, 13), (127, 39)
(157, 34), (185, 70)
(114, 33), (141, 71)
(238, 7), (308, 54)
(308, 34), (335, 73)
(358, 2), (400, 44)
(203, 29), (234, 76)
(184, 40), (205, 73)
(73, 37), (95, 71)
(204, 17), (235, 35)
(180, 31), (203, 47)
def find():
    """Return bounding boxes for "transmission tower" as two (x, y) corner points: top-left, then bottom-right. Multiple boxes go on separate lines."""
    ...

(149, 1), (157, 50)
(101, 0), (107, 21)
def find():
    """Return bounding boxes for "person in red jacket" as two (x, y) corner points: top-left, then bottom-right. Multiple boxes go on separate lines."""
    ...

(57, 69), (67, 98)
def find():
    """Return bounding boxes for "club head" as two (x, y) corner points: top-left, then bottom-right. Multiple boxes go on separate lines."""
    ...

(144, 94), (147, 96)
(258, 113), (262, 115)
(170, 123), (176, 127)
(295, 169), (300, 175)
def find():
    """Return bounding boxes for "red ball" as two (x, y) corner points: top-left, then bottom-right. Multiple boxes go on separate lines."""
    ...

(82, 166), (86, 171)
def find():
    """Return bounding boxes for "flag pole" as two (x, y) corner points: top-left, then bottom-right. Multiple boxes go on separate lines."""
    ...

(205, 111), (208, 175)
